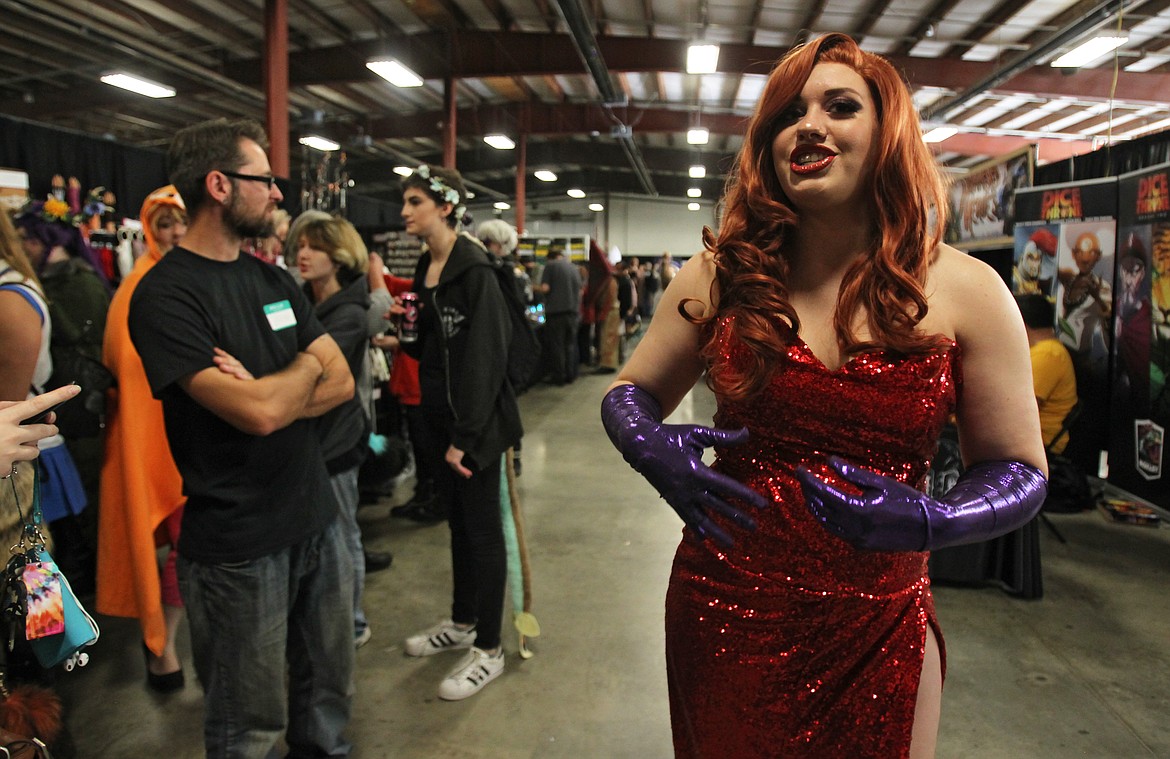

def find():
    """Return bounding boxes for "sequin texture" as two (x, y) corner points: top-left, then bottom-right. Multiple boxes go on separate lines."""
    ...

(665, 325), (961, 758)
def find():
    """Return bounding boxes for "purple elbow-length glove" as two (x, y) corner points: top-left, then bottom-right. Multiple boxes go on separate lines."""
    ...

(797, 456), (1047, 552)
(601, 384), (768, 548)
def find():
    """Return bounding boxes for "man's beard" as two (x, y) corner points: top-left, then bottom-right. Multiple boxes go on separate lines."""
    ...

(224, 193), (274, 239)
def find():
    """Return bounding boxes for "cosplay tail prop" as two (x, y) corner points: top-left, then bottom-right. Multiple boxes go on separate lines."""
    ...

(501, 449), (540, 658)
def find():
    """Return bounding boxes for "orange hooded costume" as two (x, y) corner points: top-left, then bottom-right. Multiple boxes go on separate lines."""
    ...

(96, 186), (186, 656)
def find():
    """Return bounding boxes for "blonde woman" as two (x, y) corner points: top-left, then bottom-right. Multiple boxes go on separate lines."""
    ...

(292, 215), (378, 647)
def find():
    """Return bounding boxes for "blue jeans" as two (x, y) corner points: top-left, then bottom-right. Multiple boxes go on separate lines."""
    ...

(330, 467), (368, 637)
(179, 518), (355, 759)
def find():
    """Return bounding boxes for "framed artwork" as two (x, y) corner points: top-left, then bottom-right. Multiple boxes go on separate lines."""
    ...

(945, 147), (1034, 250)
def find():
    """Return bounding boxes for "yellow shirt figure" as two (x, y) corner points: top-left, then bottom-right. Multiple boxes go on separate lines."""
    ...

(1030, 338), (1077, 454)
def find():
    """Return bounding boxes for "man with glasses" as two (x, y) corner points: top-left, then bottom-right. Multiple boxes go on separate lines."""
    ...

(129, 118), (356, 758)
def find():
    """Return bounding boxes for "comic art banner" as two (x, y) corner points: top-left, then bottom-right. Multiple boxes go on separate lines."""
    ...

(945, 148), (1033, 250)
(1014, 177), (1118, 225)
(1109, 162), (1170, 507)
(1013, 178), (1118, 476)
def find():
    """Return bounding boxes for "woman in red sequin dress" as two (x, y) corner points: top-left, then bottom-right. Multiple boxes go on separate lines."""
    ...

(601, 34), (1047, 758)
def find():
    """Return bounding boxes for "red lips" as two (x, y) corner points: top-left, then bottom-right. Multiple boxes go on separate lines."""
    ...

(789, 145), (837, 175)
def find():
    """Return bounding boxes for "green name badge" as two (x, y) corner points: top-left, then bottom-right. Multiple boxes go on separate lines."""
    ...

(263, 299), (297, 331)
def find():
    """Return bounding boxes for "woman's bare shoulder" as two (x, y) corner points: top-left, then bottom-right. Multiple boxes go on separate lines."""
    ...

(673, 250), (717, 307)
(929, 244), (1007, 299)
(927, 243), (1019, 338)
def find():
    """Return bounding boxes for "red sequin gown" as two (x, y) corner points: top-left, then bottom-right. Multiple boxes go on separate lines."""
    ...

(665, 329), (961, 758)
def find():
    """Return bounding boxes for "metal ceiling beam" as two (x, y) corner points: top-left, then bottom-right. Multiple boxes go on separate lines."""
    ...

(934, 133), (1095, 163)
(206, 30), (1170, 107)
(920, 0), (1133, 122)
(552, 0), (657, 195)
(358, 103), (748, 140)
(0, 0), (312, 114)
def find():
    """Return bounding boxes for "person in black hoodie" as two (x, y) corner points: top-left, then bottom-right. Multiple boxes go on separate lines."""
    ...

(294, 215), (377, 648)
(396, 164), (522, 701)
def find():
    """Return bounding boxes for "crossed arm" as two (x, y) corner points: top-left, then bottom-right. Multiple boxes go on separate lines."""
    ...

(178, 332), (354, 437)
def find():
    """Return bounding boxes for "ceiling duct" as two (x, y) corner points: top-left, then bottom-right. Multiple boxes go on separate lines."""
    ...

(921, 0), (1131, 123)
(554, 0), (658, 196)
(1, 0), (308, 113)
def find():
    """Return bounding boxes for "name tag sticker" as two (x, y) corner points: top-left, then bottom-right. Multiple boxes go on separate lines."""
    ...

(264, 299), (297, 331)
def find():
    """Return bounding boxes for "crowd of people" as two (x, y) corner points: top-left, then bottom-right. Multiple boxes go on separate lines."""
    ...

(0, 108), (680, 756)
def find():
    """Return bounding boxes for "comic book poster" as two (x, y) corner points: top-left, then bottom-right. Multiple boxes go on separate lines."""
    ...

(1111, 163), (1170, 506)
(1014, 178), (1118, 475)
(1055, 220), (1116, 363)
(1011, 223), (1059, 297)
(946, 148), (1033, 249)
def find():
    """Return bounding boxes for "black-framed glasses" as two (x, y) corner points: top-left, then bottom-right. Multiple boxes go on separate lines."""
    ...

(219, 170), (277, 189)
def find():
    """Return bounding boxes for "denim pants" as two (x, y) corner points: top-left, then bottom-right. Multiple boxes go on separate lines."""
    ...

(330, 466), (368, 637)
(179, 518), (355, 759)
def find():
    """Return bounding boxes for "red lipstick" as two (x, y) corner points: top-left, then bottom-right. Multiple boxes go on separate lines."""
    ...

(789, 145), (836, 175)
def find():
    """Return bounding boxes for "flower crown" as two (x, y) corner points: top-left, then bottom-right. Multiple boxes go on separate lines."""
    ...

(29, 198), (83, 227)
(413, 165), (466, 221)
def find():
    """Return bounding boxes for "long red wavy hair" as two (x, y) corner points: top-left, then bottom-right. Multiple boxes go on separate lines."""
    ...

(696, 33), (950, 401)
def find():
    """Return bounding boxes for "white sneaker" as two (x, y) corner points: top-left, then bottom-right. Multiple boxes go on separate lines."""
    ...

(403, 620), (476, 657)
(438, 647), (505, 701)
(354, 627), (372, 649)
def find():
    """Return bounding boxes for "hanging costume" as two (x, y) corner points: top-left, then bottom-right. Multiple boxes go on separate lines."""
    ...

(96, 186), (187, 657)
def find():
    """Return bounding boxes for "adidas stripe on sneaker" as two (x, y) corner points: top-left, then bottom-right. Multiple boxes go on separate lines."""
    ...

(438, 647), (505, 701)
(403, 620), (476, 657)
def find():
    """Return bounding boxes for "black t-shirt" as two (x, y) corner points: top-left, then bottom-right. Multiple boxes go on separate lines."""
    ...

(128, 247), (335, 563)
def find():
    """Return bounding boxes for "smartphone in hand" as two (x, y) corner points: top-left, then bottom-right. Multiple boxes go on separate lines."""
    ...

(20, 384), (77, 425)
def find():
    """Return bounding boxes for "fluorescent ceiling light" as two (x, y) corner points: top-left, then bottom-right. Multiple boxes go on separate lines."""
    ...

(100, 72), (175, 98)
(393, 166), (413, 176)
(687, 44), (720, 74)
(688, 202), (701, 211)
(1119, 116), (1170, 139)
(687, 188), (701, 198)
(567, 188), (586, 198)
(922, 126), (959, 143)
(689, 165), (706, 178)
(366, 59), (424, 87)
(1050, 36), (1128, 68)
(687, 128), (709, 145)
(534, 170), (557, 182)
(299, 135), (340, 152)
(588, 203), (604, 212)
(484, 134), (516, 150)
(494, 201), (511, 210)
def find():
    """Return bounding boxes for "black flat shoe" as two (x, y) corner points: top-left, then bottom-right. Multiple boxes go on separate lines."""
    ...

(364, 549), (394, 573)
(390, 491), (435, 518)
(405, 500), (448, 524)
(143, 643), (185, 693)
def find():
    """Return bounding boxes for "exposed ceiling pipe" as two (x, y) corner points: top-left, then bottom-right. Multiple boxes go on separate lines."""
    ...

(1, 0), (315, 115)
(921, 0), (1132, 123)
(366, 143), (509, 200)
(553, 0), (658, 196)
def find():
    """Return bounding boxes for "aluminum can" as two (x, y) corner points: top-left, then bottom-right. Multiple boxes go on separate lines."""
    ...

(398, 291), (420, 343)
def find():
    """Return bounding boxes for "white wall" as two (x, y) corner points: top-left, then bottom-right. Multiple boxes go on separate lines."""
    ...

(469, 193), (717, 260)
(603, 194), (717, 259)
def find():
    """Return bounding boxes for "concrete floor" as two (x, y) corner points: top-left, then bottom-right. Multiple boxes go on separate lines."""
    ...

(58, 370), (1170, 758)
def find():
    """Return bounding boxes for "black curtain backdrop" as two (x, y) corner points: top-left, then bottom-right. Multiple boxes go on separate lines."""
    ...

(1036, 129), (1170, 186)
(0, 114), (167, 221)
(0, 114), (398, 227)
